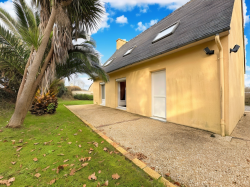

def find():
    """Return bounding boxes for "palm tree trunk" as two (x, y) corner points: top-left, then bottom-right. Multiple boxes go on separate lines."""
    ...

(7, 6), (57, 128)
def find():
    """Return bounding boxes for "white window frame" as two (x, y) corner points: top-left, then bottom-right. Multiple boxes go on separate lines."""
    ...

(152, 21), (180, 43)
(103, 58), (115, 67)
(123, 46), (136, 57)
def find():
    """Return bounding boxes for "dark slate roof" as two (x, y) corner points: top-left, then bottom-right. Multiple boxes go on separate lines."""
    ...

(103, 0), (235, 73)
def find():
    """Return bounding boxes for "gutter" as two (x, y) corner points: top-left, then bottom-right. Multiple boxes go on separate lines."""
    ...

(215, 34), (225, 137)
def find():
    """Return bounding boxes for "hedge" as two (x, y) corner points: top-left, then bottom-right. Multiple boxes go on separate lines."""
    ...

(74, 94), (93, 100)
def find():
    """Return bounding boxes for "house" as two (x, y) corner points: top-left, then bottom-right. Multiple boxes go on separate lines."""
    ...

(92, 0), (245, 136)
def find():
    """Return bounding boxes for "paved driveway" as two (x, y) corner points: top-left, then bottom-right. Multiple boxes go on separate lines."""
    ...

(67, 104), (250, 187)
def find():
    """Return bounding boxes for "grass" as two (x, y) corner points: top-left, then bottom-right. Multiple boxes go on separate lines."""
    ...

(0, 99), (164, 187)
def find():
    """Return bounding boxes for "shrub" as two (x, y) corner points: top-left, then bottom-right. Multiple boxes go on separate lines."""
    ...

(74, 94), (93, 100)
(29, 90), (58, 115)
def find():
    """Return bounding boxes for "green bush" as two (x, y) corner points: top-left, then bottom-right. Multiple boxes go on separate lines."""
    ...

(74, 94), (93, 100)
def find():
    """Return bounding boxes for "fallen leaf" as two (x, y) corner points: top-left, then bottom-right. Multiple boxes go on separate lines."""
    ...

(62, 164), (69, 167)
(31, 149), (35, 152)
(90, 148), (94, 151)
(165, 173), (171, 177)
(52, 168), (56, 171)
(104, 180), (109, 186)
(93, 142), (98, 147)
(79, 157), (91, 162)
(101, 141), (104, 144)
(16, 147), (22, 152)
(11, 162), (16, 165)
(56, 166), (64, 174)
(57, 153), (64, 156)
(110, 151), (113, 155)
(64, 159), (69, 163)
(33, 158), (38, 162)
(61, 129), (63, 131)
(58, 146), (62, 147)
(50, 179), (56, 185)
(112, 173), (120, 180)
(64, 174), (68, 177)
(81, 163), (88, 167)
(79, 145), (81, 148)
(0, 176), (3, 180)
(88, 172), (97, 180)
(44, 142), (49, 145)
(68, 142), (72, 144)
(103, 147), (108, 151)
(174, 182), (181, 186)
(74, 133), (77, 136)
(79, 129), (82, 132)
(83, 185), (86, 187)
(20, 164), (22, 168)
(70, 168), (76, 176)
(70, 164), (75, 167)
(0, 177), (15, 187)
(53, 162), (58, 164)
(49, 140), (53, 143)
(0, 130), (2, 132)
(34, 143), (39, 145)
(11, 140), (15, 145)
(42, 166), (50, 171)
(18, 139), (23, 143)
(43, 154), (46, 157)
(35, 173), (41, 178)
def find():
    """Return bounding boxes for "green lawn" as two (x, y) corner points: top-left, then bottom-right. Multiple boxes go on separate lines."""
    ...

(0, 99), (164, 187)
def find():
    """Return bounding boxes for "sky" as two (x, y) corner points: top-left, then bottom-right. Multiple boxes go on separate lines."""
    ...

(0, 0), (250, 90)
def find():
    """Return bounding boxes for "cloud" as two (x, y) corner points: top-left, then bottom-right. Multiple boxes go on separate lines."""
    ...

(243, 0), (250, 26)
(136, 19), (158, 31)
(116, 15), (128, 24)
(102, 0), (189, 11)
(245, 35), (248, 46)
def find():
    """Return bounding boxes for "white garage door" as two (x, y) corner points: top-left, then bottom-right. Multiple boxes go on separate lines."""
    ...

(152, 70), (166, 119)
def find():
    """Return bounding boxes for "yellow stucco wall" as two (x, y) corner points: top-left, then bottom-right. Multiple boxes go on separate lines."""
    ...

(92, 0), (244, 135)
(93, 38), (231, 134)
(226, 0), (245, 135)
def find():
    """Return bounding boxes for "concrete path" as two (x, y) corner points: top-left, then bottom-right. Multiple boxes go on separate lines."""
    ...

(67, 104), (250, 187)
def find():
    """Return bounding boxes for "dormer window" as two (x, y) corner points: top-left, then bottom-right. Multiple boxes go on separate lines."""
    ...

(123, 46), (136, 57)
(152, 21), (180, 43)
(103, 58), (115, 66)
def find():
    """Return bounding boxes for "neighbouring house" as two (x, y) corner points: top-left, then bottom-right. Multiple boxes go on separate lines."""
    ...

(92, 0), (245, 136)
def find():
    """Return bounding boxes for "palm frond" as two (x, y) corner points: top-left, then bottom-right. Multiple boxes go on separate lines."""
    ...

(67, 0), (104, 38)
(0, 7), (19, 36)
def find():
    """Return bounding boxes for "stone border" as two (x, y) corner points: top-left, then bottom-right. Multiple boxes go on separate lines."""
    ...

(65, 105), (176, 187)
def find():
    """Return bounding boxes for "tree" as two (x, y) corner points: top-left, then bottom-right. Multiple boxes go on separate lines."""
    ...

(0, 0), (107, 128)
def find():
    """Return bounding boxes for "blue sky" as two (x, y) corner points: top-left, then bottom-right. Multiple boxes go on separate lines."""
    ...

(0, 0), (249, 89)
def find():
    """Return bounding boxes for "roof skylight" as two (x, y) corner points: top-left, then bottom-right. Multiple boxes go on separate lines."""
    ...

(153, 22), (179, 43)
(123, 46), (136, 56)
(103, 58), (114, 66)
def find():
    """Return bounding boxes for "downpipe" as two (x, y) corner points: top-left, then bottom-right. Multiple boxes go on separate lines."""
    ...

(215, 34), (225, 137)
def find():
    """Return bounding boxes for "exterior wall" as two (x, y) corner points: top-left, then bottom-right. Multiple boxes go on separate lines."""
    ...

(226, 0), (245, 135)
(94, 38), (229, 134)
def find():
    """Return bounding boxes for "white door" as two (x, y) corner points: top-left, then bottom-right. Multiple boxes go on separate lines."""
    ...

(152, 70), (166, 118)
(101, 84), (105, 105)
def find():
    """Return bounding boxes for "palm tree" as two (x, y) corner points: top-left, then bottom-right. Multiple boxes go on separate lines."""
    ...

(0, 0), (107, 127)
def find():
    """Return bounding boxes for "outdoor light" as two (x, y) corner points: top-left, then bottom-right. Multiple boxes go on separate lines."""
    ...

(204, 47), (214, 55)
(230, 45), (240, 53)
